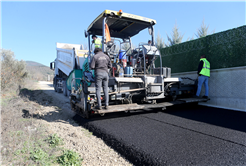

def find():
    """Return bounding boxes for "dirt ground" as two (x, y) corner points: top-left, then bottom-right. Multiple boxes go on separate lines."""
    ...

(36, 81), (133, 166)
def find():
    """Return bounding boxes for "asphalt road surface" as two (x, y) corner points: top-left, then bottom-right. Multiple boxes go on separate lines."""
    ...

(39, 81), (246, 165)
(74, 104), (246, 166)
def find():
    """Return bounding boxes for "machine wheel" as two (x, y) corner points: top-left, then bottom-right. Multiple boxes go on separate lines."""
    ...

(83, 103), (91, 119)
(54, 84), (57, 92)
(85, 111), (90, 119)
(63, 81), (67, 96)
(54, 77), (57, 92)
(57, 83), (62, 93)
(70, 99), (76, 111)
(172, 95), (177, 101)
(81, 109), (90, 119)
(124, 110), (130, 114)
(67, 89), (71, 97)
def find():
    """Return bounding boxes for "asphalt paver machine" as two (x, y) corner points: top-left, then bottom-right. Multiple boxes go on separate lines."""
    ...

(68, 10), (208, 118)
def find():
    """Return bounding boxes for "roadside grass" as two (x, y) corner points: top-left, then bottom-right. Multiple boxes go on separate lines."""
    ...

(46, 133), (64, 148)
(1, 89), (83, 166)
(81, 128), (93, 137)
(57, 149), (83, 166)
(1, 97), (11, 107)
(1, 87), (21, 106)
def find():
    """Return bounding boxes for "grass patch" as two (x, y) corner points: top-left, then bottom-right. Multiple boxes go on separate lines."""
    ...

(19, 118), (31, 122)
(57, 149), (83, 166)
(81, 128), (93, 137)
(11, 133), (66, 165)
(1, 98), (9, 106)
(30, 147), (56, 166)
(46, 133), (64, 147)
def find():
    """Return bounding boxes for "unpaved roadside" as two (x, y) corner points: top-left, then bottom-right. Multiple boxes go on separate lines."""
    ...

(36, 81), (132, 166)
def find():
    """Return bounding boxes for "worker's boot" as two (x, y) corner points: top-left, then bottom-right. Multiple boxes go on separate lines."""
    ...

(202, 96), (210, 100)
(95, 105), (102, 110)
(104, 105), (108, 110)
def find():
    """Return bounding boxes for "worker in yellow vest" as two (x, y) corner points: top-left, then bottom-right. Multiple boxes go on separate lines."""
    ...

(195, 54), (210, 99)
(92, 35), (102, 49)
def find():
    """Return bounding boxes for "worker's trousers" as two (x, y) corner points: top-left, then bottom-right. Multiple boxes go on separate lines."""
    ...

(95, 71), (109, 107)
(196, 75), (209, 97)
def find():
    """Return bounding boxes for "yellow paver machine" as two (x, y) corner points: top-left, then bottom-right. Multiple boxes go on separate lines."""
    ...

(68, 10), (208, 118)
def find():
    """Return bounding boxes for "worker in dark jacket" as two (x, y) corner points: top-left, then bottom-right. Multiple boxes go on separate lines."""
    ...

(195, 54), (210, 99)
(90, 48), (112, 110)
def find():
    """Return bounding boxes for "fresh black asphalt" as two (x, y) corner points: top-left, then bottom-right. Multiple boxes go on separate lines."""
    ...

(73, 104), (246, 166)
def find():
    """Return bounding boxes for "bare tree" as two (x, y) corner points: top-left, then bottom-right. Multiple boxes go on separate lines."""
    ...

(187, 34), (195, 41)
(121, 42), (136, 54)
(155, 31), (165, 50)
(121, 43), (130, 52)
(166, 22), (184, 46)
(196, 19), (215, 38)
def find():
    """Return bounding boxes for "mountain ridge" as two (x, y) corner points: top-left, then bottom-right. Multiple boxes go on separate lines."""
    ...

(25, 61), (54, 81)
(25, 61), (49, 67)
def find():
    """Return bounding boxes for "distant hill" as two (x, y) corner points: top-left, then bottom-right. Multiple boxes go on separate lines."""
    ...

(25, 61), (54, 81)
(26, 61), (49, 67)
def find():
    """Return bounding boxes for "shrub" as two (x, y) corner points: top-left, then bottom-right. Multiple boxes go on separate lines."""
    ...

(30, 148), (48, 162)
(46, 133), (64, 147)
(57, 149), (83, 166)
(1, 49), (28, 94)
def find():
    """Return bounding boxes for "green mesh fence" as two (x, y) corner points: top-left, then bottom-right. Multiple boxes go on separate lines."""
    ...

(155, 25), (246, 73)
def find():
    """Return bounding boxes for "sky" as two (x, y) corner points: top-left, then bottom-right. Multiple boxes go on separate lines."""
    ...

(1, 1), (245, 67)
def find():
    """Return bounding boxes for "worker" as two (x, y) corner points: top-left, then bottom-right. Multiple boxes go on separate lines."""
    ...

(145, 40), (152, 65)
(195, 54), (210, 99)
(90, 48), (112, 110)
(148, 40), (152, 46)
(92, 35), (102, 49)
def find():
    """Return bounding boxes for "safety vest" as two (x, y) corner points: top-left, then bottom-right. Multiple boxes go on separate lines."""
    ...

(199, 58), (210, 77)
(94, 38), (102, 48)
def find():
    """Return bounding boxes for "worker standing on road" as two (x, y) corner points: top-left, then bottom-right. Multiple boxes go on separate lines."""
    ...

(90, 48), (112, 110)
(195, 54), (210, 99)
(92, 35), (102, 49)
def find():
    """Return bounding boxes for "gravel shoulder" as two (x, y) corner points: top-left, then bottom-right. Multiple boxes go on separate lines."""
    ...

(34, 81), (133, 166)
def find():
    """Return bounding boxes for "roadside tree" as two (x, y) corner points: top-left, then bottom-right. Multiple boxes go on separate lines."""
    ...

(196, 19), (215, 38)
(166, 22), (184, 46)
(156, 31), (165, 50)
(1, 49), (28, 94)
